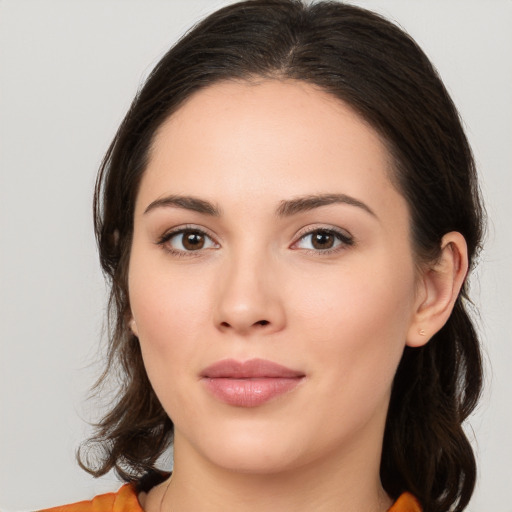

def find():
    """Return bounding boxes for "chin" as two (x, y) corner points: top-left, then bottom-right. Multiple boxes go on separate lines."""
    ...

(208, 447), (301, 475)
(194, 424), (308, 475)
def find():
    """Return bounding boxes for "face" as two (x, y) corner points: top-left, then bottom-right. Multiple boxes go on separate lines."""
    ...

(128, 80), (422, 475)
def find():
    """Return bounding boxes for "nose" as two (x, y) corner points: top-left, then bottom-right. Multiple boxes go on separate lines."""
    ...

(213, 251), (286, 336)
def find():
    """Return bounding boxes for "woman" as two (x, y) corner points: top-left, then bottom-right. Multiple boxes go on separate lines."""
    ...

(42, 0), (484, 511)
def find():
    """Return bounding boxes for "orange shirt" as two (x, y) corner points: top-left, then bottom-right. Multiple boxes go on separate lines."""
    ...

(39, 484), (422, 512)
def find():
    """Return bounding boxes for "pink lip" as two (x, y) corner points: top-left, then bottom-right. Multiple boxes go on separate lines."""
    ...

(200, 358), (305, 407)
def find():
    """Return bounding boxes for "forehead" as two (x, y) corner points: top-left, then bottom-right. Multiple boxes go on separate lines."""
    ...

(140, 79), (403, 220)
(150, 78), (390, 167)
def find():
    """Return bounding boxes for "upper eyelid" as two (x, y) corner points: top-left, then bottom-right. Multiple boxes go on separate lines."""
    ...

(160, 224), (218, 241)
(293, 224), (353, 241)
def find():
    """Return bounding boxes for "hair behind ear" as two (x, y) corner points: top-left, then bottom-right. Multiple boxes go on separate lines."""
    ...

(382, 291), (482, 511)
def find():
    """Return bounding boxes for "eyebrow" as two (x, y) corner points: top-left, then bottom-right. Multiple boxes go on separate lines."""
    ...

(143, 193), (375, 218)
(144, 195), (222, 216)
(276, 193), (376, 218)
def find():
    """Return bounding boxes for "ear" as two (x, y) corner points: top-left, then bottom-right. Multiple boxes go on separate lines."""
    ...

(406, 232), (468, 347)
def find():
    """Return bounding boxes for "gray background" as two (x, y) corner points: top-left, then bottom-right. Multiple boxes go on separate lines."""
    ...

(1, 1), (510, 510)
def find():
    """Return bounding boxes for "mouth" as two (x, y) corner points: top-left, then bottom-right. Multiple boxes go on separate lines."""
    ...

(200, 358), (305, 407)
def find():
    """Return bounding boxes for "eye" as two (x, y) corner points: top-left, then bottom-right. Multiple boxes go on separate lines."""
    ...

(293, 228), (353, 252)
(158, 227), (219, 254)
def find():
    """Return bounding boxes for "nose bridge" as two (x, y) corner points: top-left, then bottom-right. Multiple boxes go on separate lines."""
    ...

(214, 240), (285, 335)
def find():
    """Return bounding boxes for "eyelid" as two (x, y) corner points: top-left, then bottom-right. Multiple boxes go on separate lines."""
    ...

(291, 224), (354, 252)
(156, 224), (220, 253)
(155, 223), (353, 256)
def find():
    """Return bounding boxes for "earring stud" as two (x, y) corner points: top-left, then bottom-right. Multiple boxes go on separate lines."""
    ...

(419, 329), (426, 336)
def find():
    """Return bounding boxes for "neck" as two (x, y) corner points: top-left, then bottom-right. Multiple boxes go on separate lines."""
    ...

(161, 434), (392, 512)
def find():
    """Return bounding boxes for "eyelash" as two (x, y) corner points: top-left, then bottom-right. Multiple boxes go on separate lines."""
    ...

(156, 225), (354, 257)
(156, 225), (219, 258)
(292, 227), (354, 254)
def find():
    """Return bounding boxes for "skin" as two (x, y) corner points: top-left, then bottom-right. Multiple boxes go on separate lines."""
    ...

(129, 79), (467, 512)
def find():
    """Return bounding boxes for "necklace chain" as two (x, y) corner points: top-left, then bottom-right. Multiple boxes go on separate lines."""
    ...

(159, 477), (172, 512)
(156, 476), (392, 511)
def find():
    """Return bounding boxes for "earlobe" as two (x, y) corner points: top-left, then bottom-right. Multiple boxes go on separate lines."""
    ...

(406, 232), (468, 348)
(129, 317), (139, 337)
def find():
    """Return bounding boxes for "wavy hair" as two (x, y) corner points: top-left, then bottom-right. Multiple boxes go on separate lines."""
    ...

(79, 2), (484, 511)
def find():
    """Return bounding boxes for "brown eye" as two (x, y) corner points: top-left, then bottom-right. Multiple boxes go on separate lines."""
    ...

(311, 231), (335, 249)
(182, 231), (205, 250)
(294, 228), (353, 252)
(160, 228), (218, 253)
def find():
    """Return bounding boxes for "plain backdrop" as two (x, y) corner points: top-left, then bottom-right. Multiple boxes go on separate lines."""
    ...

(1, 1), (511, 510)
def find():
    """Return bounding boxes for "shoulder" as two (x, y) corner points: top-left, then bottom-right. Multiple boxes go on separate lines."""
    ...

(388, 492), (422, 512)
(37, 483), (143, 512)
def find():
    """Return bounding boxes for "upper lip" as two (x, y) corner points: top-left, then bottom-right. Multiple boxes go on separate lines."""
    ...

(200, 358), (305, 379)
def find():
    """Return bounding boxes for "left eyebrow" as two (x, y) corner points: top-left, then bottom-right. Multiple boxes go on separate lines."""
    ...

(276, 194), (376, 218)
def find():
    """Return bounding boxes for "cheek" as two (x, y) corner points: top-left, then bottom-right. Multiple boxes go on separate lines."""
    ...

(289, 253), (416, 387)
(128, 260), (214, 422)
(131, 273), (208, 346)
(127, 247), (214, 379)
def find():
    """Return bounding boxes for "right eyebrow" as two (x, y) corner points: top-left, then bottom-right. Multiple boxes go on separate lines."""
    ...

(143, 195), (222, 216)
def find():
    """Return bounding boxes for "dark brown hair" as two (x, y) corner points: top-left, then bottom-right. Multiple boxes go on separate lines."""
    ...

(81, 1), (484, 511)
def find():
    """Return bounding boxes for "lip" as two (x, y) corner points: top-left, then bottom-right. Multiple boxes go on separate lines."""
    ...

(200, 358), (305, 407)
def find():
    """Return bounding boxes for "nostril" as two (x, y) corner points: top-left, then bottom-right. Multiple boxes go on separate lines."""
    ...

(218, 319), (270, 330)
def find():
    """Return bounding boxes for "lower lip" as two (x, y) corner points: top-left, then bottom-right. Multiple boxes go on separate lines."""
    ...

(202, 377), (303, 407)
